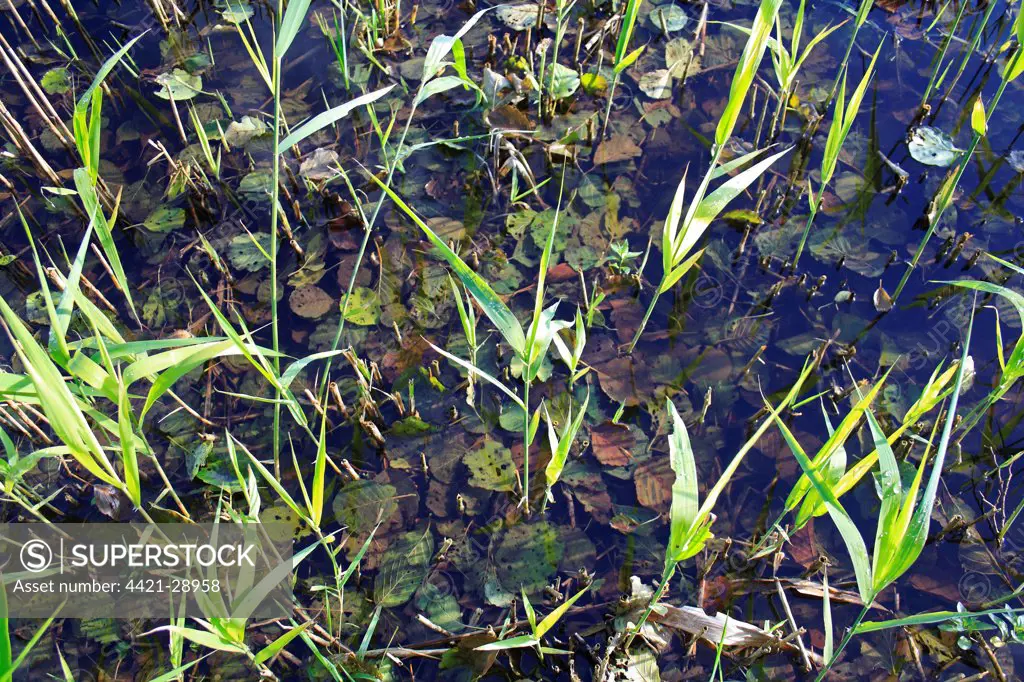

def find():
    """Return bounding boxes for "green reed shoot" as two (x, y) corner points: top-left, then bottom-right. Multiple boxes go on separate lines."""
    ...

(0, 579), (61, 682)
(318, 4), (350, 90)
(69, 33), (147, 320)
(225, 0), (389, 475)
(625, 355), (818, 647)
(372, 172), (569, 512)
(768, 0), (846, 138)
(628, 0), (784, 351)
(917, 0), (969, 114)
(941, 254), (1024, 438)
(715, 0), (783, 149)
(629, 145), (791, 351)
(315, 7), (491, 402)
(726, 0), (845, 139)
(600, 0), (644, 140)
(476, 585), (590, 656)
(815, 0), (873, 121)
(771, 309), (973, 679)
(934, 0), (998, 115)
(788, 360), (958, 531)
(543, 388), (589, 507)
(792, 40), (880, 269)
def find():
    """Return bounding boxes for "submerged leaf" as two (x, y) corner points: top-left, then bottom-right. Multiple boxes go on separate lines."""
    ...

(464, 438), (517, 492)
(339, 287), (381, 325)
(143, 206), (186, 233)
(545, 63), (581, 100)
(289, 286), (334, 319)
(154, 69), (202, 100)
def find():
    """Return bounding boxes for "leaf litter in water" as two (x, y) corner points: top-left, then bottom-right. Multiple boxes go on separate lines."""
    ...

(463, 438), (517, 492)
(289, 285), (334, 319)
(339, 287), (381, 325)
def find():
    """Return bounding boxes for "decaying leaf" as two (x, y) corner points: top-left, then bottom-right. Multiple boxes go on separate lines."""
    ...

(652, 604), (823, 663)
(495, 4), (539, 31)
(591, 422), (634, 466)
(333, 480), (399, 537)
(873, 281), (893, 313)
(493, 522), (561, 594)
(594, 136), (643, 165)
(638, 69), (674, 99)
(374, 528), (434, 607)
(290, 285), (334, 319)
(463, 438), (517, 491)
(339, 287), (381, 325)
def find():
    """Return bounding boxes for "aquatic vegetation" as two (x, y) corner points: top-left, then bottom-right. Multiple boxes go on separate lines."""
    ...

(0, 578), (59, 682)
(374, 174), (571, 512)
(892, 7), (1024, 302)
(0, 0), (1023, 679)
(792, 40), (880, 269)
(773, 309), (973, 678)
(475, 584), (590, 656)
(629, 0), (787, 351)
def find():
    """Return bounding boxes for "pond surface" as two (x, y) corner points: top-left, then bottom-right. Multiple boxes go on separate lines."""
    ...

(1, 0), (1024, 679)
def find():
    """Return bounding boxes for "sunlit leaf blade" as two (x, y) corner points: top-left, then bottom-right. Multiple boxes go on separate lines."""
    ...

(427, 342), (524, 410)
(878, 303), (974, 591)
(772, 411), (874, 603)
(253, 622), (312, 666)
(76, 32), (148, 113)
(371, 175), (526, 355)
(676, 146), (791, 263)
(280, 85), (395, 150)
(0, 297), (119, 487)
(715, 0), (784, 147)
(667, 399), (700, 561)
(117, 379), (142, 507)
(614, 0), (644, 65)
(275, 0), (313, 58)
(72, 169), (137, 318)
(786, 370), (890, 517)
(422, 8), (493, 80)
(971, 97), (987, 136)
(536, 585), (589, 638)
(475, 635), (540, 651)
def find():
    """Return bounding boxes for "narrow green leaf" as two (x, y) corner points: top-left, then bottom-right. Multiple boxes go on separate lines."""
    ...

(676, 147), (791, 264)
(536, 585), (589, 638)
(143, 626), (246, 654)
(279, 85), (395, 150)
(275, 0), (313, 58)
(475, 635), (540, 651)
(772, 413), (874, 603)
(427, 341), (524, 409)
(72, 168), (137, 317)
(715, 0), (784, 147)
(76, 32), (148, 113)
(311, 414), (327, 528)
(371, 176), (526, 355)
(971, 97), (987, 136)
(253, 622), (312, 666)
(117, 379), (142, 507)
(666, 398), (700, 560)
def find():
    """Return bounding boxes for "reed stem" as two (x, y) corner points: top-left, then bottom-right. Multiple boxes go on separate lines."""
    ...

(814, 604), (871, 681)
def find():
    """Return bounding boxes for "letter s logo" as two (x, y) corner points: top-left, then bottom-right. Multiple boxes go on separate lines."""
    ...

(20, 539), (52, 573)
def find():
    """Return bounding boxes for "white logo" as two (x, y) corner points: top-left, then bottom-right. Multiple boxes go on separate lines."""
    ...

(20, 539), (52, 573)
